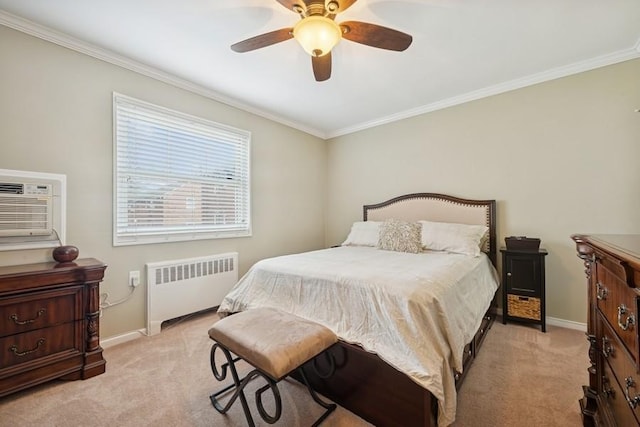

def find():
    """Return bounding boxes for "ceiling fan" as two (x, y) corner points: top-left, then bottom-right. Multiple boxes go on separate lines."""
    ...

(231, 0), (413, 82)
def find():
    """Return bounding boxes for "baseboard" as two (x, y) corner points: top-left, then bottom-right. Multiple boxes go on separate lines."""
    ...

(496, 308), (587, 332)
(547, 316), (587, 331)
(101, 329), (147, 349)
(100, 312), (587, 349)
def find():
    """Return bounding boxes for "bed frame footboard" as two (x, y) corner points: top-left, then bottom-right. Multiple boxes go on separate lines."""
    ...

(294, 308), (496, 427)
(296, 341), (438, 427)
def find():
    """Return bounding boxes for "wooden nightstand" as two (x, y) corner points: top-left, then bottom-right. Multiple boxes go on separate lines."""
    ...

(501, 248), (548, 332)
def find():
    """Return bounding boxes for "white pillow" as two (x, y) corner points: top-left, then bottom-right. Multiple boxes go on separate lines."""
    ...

(341, 221), (381, 247)
(419, 220), (489, 257)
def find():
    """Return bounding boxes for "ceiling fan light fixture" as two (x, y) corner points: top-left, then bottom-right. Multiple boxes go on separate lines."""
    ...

(293, 16), (342, 57)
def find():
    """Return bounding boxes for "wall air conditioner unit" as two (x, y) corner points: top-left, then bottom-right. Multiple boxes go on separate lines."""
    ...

(0, 182), (53, 237)
(0, 169), (65, 251)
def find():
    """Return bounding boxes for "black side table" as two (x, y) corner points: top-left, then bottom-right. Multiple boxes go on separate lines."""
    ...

(501, 247), (548, 332)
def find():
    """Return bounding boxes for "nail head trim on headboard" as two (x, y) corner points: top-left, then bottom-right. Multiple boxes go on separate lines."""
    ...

(363, 193), (497, 266)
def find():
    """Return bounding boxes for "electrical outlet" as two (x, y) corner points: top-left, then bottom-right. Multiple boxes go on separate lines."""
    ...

(129, 270), (140, 287)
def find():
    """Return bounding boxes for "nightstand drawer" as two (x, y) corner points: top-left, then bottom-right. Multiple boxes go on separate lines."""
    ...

(0, 322), (82, 370)
(507, 294), (541, 321)
(504, 255), (542, 294)
(0, 287), (83, 337)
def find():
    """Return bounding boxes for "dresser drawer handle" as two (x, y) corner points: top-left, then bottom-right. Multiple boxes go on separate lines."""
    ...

(625, 377), (640, 409)
(9, 308), (46, 325)
(617, 304), (635, 331)
(602, 337), (613, 358)
(596, 282), (608, 300)
(9, 338), (45, 357)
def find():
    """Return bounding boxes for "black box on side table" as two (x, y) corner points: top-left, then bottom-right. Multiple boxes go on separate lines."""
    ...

(501, 247), (548, 332)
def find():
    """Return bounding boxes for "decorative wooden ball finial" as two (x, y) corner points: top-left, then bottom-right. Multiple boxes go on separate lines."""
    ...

(52, 245), (79, 263)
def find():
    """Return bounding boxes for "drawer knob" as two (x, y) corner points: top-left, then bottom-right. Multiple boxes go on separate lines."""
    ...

(10, 308), (46, 325)
(9, 338), (45, 357)
(625, 377), (640, 409)
(617, 304), (636, 331)
(596, 282), (608, 300)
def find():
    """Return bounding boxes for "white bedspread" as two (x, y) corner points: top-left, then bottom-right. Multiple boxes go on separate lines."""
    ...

(218, 246), (499, 426)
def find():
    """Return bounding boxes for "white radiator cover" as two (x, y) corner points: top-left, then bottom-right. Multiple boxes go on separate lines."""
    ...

(146, 252), (238, 335)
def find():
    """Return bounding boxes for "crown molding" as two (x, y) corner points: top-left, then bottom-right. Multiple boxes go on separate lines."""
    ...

(328, 46), (640, 139)
(0, 11), (327, 139)
(2, 10), (638, 141)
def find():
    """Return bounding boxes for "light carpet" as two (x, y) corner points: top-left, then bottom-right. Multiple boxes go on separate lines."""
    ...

(0, 310), (587, 426)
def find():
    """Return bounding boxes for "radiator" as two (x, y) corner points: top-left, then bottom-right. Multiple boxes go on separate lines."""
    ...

(146, 252), (238, 335)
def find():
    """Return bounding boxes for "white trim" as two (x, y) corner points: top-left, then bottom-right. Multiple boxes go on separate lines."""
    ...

(100, 314), (587, 349)
(328, 47), (640, 138)
(546, 316), (587, 332)
(2, 10), (638, 140)
(0, 11), (327, 140)
(100, 329), (147, 349)
(496, 308), (586, 332)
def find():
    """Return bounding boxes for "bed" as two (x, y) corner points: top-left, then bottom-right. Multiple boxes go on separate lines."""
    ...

(217, 193), (499, 427)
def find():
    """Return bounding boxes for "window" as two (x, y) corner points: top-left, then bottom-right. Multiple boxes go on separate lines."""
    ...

(113, 93), (251, 246)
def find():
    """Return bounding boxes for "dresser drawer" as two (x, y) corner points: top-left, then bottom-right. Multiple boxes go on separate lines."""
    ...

(602, 359), (640, 426)
(0, 322), (82, 370)
(595, 265), (639, 364)
(600, 311), (638, 385)
(0, 287), (83, 337)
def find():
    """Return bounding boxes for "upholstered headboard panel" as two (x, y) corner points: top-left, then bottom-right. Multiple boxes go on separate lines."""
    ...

(363, 193), (497, 265)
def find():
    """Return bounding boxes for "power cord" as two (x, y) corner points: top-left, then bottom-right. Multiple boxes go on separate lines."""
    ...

(99, 285), (136, 317)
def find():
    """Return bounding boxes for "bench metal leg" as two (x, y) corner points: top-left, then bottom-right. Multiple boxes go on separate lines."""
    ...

(210, 342), (282, 426)
(298, 366), (337, 427)
(209, 341), (336, 426)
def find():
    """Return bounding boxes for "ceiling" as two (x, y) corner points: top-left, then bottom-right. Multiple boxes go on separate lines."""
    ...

(1, 1), (639, 139)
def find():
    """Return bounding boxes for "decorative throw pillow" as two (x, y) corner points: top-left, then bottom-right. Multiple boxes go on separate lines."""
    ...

(419, 220), (488, 257)
(341, 221), (381, 247)
(377, 219), (422, 253)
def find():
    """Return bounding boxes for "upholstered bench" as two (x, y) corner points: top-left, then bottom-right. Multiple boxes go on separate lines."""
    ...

(208, 307), (338, 426)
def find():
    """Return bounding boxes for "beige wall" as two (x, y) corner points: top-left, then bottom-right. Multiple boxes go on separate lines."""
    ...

(326, 58), (640, 325)
(0, 26), (327, 338)
(2, 24), (638, 333)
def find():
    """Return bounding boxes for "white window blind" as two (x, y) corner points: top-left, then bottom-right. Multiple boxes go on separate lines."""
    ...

(113, 94), (251, 246)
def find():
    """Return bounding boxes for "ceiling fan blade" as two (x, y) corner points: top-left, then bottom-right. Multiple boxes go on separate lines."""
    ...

(325, 0), (358, 14)
(274, 0), (307, 14)
(312, 53), (332, 82)
(340, 21), (412, 51)
(231, 28), (294, 53)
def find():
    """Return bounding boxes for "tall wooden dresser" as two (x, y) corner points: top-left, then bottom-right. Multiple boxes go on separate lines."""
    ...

(572, 235), (640, 426)
(0, 258), (106, 397)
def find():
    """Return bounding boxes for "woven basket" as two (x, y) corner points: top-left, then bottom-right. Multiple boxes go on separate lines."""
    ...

(507, 294), (541, 320)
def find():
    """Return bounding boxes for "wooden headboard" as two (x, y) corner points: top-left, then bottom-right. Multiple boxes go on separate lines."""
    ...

(363, 193), (497, 266)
